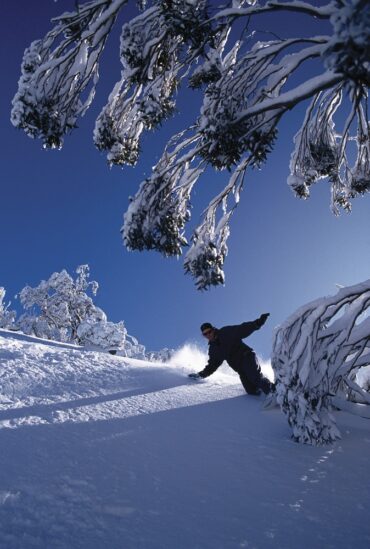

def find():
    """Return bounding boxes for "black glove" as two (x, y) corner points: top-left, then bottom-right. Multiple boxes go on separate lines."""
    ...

(258, 313), (270, 326)
(188, 373), (201, 380)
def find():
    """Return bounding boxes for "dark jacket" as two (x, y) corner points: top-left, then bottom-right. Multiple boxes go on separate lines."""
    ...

(199, 319), (264, 378)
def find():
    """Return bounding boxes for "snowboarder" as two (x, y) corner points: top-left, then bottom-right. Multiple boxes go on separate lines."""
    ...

(189, 315), (275, 396)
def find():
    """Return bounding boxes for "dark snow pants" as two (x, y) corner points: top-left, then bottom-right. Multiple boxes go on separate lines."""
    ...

(237, 351), (273, 395)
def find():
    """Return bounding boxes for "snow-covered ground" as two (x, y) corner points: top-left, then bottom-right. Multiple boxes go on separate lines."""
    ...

(0, 330), (369, 549)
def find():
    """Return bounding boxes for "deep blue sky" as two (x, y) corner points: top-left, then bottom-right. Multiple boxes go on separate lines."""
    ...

(1, 1), (370, 356)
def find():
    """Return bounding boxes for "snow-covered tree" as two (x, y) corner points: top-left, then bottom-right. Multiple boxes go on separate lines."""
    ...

(147, 347), (175, 362)
(11, 0), (370, 288)
(272, 280), (370, 445)
(18, 265), (101, 342)
(17, 314), (67, 341)
(77, 318), (127, 350)
(120, 333), (147, 359)
(16, 265), (147, 354)
(0, 287), (16, 329)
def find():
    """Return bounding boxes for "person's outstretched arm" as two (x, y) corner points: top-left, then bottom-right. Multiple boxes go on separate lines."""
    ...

(198, 357), (223, 378)
(236, 313), (270, 339)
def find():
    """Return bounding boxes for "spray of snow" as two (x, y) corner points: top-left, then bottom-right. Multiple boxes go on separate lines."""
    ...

(169, 342), (274, 385)
(167, 341), (241, 383)
(259, 357), (275, 382)
(169, 342), (208, 371)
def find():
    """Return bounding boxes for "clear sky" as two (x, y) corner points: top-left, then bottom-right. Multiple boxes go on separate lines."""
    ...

(1, 1), (370, 357)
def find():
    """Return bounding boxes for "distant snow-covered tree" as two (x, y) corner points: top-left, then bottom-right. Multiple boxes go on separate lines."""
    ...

(147, 347), (175, 362)
(16, 265), (148, 355)
(0, 287), (16, 329)
(11, 0), (370, 288)
(18, 265), (101, 342)
(272, 280), (370, 445)
(120, 333), (147, 359)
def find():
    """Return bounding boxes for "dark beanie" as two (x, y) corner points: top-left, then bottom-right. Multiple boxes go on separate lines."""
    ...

(200, 322), (213, 332)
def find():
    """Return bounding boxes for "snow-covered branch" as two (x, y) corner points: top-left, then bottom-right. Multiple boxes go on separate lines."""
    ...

(11, 0), (127, 149)
(0, 288), (16, 329)
(272, 280), (370, 445)
(289, 86), (370, 214)
(11, 0), (370, 288)
(184, 156), (249, 289)
(122, 129), (204, 256)
(212, 1), (336, 21)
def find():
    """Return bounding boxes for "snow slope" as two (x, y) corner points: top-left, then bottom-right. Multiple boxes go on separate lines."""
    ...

(0, 330), (369, 549)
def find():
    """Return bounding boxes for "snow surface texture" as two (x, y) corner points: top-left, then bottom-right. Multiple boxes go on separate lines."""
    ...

(0, 330), (370, 548)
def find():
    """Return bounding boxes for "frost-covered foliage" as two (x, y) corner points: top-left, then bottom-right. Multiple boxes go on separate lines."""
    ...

(123, 340), (175, 362)
(78, 320), (150, 357)
(272, 280), (370, 445)
(356, 365), (370, 393)
(94, 4), (181, 166)
(17, 314), (69, 342)
(11, 1), (124, 149)
(120, 333), (147, 359)
(77, 319), (127, 350)
(11, 265), (148, 356)
(0, 287), (16, 329)
(18, 265), (101, 342)
(12, 0), (370, 289)
(147, 347), (175, 362)
(122, 131), (202, 256)
(324, 0), (370, 86)
(288, 85), (370, 215)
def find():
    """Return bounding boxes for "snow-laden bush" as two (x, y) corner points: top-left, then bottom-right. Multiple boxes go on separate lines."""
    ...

(17, 314), (69, 341)
(0, 287), (16, 329)
(14, 265), (151, 356)
(272, 280), (370, 445)
(147, 347), (175, 363)
(120, 333), (147, 359)
(11, 0), (370, 289)
(77, 319), (127, 350)
(18, 265), (101, 342)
